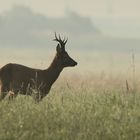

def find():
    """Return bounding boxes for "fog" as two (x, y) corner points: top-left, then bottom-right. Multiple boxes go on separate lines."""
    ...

(0, 4), (140, 76)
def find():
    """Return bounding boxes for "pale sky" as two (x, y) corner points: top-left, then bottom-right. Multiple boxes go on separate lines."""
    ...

(1, 0), (140, 69)
(1, 0), (140, 38)
(0, 0), (140, 18)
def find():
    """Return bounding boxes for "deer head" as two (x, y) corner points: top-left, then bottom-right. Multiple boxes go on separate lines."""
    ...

(53, 33), (77, 67)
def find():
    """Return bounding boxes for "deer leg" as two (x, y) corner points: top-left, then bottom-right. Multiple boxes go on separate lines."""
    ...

(32, 91), (44, 102)
(38, 87), (50, 101)
(33, 88), (48, 102)
(0, 84), (10, 100)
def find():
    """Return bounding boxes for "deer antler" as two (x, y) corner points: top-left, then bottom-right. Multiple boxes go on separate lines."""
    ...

(53, 32), (68, 50)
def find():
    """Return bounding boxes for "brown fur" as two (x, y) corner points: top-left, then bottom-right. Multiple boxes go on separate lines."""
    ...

(0, 34), (77, 101)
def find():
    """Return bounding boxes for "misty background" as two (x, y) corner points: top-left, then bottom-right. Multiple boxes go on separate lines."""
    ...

(0, 1), (140, 76)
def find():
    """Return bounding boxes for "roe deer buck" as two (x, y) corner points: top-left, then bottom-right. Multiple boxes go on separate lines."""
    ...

(0, 33), (77, 101)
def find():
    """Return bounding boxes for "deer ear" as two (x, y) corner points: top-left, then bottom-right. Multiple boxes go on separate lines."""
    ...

(56, 44), (62, 53)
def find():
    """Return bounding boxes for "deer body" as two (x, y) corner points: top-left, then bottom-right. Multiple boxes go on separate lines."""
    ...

(0, 34), (77, 100)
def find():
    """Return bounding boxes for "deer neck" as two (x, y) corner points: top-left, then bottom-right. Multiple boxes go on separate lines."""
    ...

(45, 56), (63, 86)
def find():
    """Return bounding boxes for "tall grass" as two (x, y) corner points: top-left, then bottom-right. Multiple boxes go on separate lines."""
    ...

(0, 78), (140, 140)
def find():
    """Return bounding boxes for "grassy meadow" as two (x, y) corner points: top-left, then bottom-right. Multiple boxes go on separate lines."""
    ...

(0, 73), (140, 140)
(0, 49), (140, 139)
